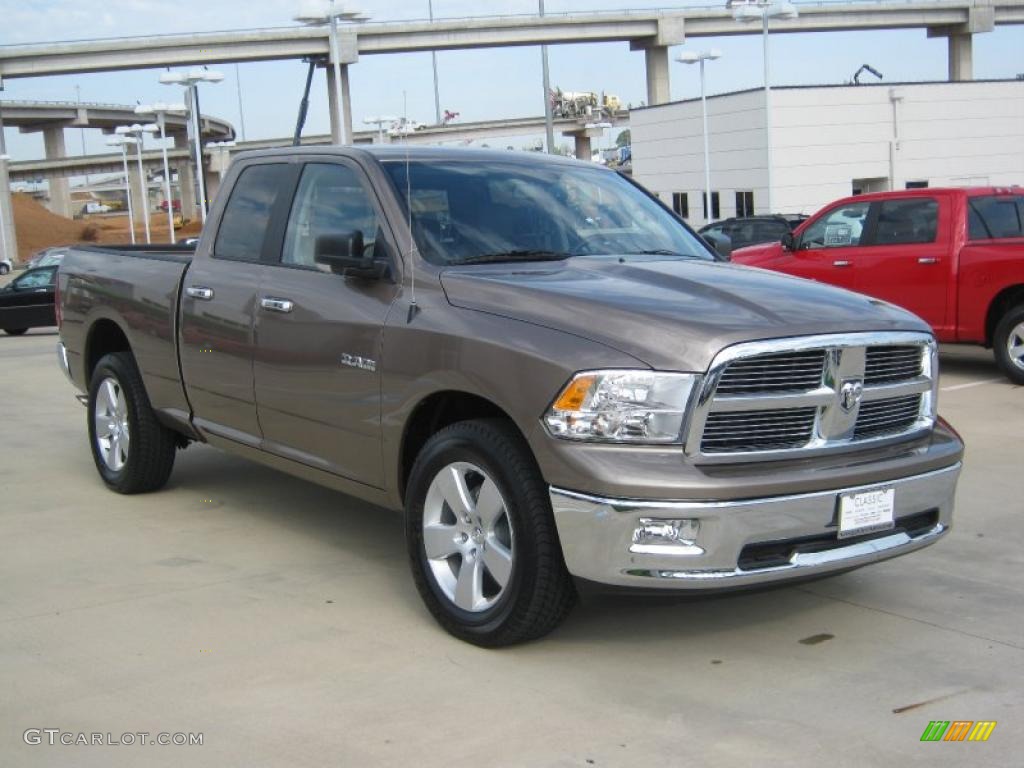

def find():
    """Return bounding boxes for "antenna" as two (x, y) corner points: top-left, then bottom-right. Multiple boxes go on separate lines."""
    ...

(404, 90), (420, 323)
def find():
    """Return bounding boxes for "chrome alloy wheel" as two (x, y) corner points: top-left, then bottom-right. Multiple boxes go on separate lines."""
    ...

(422, 462), (515, 613)
(1007, 321), (1024, 372)
(94, 376), (130, 471)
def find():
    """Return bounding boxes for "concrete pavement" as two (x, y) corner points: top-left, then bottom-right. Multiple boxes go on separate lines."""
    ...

(0, 328), (1020, 767)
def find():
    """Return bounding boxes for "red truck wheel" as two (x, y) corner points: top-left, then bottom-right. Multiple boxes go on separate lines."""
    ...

(993, 306), (1024, 385)
(405, 419), (576, 646)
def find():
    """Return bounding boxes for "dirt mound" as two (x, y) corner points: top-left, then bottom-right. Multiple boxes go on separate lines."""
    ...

(10, 193), (199, 262)
(11, 194), (88, 262)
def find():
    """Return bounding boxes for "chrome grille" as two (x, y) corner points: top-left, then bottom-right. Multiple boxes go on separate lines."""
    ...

(865, 346), (923, 385)
(702, 407), (817, 453)
(687, 332), (937, 461)
(716, 350), (825, 395)
(854, 395), (922, 439)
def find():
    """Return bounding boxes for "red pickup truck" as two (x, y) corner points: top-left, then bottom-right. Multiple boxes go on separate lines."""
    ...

(732, 188), (1024, 383)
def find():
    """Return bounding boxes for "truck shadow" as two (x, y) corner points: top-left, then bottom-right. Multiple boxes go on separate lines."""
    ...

(169, 444), (834, 643)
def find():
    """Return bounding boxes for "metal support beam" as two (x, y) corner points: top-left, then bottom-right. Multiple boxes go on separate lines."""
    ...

(173, 134), (197, 219)
(43, 126), (72, 218)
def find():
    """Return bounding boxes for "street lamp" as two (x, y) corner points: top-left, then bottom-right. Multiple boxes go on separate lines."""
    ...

(159, 68), (224, 223)
(136, 102), (186, 243)
(676, 48), (723, 224)
(115, 124), (157, 244)
(732, 0), (798, 214)
(294, 1), (368, 146)
(364, 115), (398, 144)
(106, 135), (139, 245)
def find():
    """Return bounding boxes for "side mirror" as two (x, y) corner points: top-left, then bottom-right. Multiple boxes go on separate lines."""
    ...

(781, 232), (796, 251)
(314, 231), (388, 280)
(701, 231), (732, 261)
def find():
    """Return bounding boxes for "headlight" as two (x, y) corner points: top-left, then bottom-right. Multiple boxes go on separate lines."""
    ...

(543, 370), (700, 444)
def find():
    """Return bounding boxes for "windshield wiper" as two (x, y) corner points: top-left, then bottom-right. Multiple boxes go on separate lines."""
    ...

(625, 249), (695, 258)
(456, 250), (572, 265)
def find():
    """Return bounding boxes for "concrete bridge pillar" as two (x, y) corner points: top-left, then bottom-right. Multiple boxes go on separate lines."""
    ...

(127, 154), (148, 239)
(326, 32), (358, 144)
(928, 1), (994, 82)
(0, 107), (19, 264)
(573, 134), (592, 161)
(644, 47), (671, 106)
(948, 34), (973, 81)
(174, 134), (198, 222)
(631, 16), (685, 106)
(43, 127), (72, 219)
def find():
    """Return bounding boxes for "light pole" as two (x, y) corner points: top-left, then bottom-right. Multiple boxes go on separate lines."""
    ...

(159, 68), (224, 223)
(539, 0), (555, 153)
(731, 0), (798, 214)
(136, 103), (186, 243)
(106, 135), (138, 245)
(364, 116), (398, 144)
(677, 49), (722, 224)
(428, 0), (441, 125)
(115, 123), (157, 244)
(294, 1), (368, 145)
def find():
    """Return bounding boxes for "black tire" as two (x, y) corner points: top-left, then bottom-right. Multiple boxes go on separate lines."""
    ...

(3, 328), (28, 336)
(87, 351), (177, 494)
(993, 305), (1024, 385)
(405, 419), (576, 646)
(0, 265), (9, 275)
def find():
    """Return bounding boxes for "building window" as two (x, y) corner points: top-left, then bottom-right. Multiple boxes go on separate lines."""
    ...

(672, 192), (689, 218)
(736, 190), (755, 217)
(905, 181), (929, 189)
(701, 191), (721, 220)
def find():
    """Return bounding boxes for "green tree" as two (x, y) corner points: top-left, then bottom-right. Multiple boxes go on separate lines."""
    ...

(615, 129), (631, 147)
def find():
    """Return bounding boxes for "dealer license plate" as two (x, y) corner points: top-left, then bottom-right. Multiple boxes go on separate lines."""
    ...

(838, 488), (895, 539)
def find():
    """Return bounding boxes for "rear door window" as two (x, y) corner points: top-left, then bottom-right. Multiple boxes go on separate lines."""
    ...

(214, 163), (291, 262)
(968, 195), (1024, 240)
(871, 198), (939, 245)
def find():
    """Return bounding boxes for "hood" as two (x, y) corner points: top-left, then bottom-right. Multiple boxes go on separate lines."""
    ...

(440, 256), (928, 372)
(730, 241), (784, 266)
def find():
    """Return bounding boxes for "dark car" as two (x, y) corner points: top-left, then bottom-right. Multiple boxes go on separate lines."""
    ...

(699, 215), (806, 252)
(0, 265), (58, 335)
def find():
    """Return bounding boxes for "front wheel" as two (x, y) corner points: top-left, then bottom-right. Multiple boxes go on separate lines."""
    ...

(88, 352), (177, 493)
(0, 264), (10, 275)
(405, 419), (576, 646)
(3, 328), (28, 336)
(993, 305), (1024, 385)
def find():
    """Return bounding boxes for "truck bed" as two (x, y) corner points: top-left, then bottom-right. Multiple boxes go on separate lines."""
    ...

(57, 243), (196, 433)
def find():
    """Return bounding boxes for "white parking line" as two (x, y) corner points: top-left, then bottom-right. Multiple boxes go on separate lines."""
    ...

(941, 378), (1003, 392)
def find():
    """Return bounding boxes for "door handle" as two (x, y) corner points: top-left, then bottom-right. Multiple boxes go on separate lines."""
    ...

(260, 297), (294, 313)
(832, 260), (851, 267)
(186, 286), (215, 301)
(917, 257), (938, 265)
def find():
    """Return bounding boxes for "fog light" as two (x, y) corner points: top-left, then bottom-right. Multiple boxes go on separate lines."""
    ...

(630, 518), (703, 556)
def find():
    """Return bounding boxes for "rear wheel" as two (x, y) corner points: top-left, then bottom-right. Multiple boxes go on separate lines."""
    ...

(0, 264), (9, 275)
(88, 352), (177, 493)
(993, 305), (1024, 385)
(405, 419), (576, 646)
(3, 328), (28, 336)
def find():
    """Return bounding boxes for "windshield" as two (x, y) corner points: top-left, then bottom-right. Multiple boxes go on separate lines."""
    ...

(383, 159), (712, 266)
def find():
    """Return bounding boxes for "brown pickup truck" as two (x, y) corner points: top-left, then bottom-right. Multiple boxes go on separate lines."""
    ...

(56, 147), (963, 646)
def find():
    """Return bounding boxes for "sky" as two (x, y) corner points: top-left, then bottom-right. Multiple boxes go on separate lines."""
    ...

(1, 0), (1022, 164)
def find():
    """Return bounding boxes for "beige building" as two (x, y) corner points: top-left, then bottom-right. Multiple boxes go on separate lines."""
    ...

(630, 79), (1024, 226)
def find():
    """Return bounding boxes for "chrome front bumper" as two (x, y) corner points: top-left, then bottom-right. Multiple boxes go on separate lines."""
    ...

(550, 463), (960, 590)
